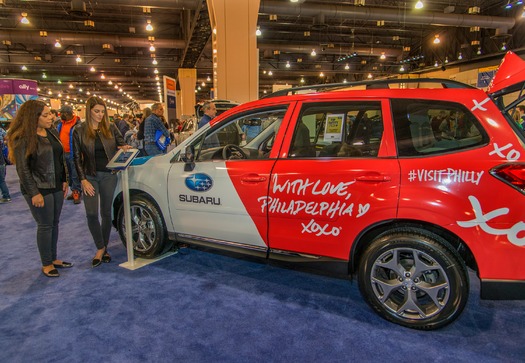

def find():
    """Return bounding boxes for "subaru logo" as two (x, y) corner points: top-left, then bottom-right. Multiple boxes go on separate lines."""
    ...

(185, 173), (213, 192)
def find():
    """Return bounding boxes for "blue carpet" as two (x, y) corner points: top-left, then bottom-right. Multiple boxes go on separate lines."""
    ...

(1, 164), (524, 363)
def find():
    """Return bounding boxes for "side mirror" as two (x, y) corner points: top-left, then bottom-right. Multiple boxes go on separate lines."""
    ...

(182, 145), (195, 171)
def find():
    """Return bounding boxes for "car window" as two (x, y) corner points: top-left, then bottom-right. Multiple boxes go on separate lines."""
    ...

(288, 101), (383, 158)
(189, 107), (288, 161)
(392, 99), (489, 157)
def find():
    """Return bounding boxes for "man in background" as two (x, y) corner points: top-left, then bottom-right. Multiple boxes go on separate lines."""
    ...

(197, 101), (217, 129)
(57, 105), (82, 204)
(144, 103), (170, 156)
(0, 124), (11, 203)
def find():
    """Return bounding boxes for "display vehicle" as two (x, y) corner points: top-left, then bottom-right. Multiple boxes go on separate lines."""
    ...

(112, 52), (525, 330)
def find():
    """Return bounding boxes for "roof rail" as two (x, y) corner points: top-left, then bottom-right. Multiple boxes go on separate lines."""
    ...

(263, 78), (475, 98)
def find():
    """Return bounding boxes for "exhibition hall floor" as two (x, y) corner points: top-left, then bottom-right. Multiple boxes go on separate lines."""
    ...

(1, 165), (524, 363)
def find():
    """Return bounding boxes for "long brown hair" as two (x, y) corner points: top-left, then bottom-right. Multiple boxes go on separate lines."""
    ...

(7, 99), (47, 164)
(84, 96), (111, 139)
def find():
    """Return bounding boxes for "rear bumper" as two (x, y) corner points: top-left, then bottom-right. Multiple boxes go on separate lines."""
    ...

(481, 279), (525, 300)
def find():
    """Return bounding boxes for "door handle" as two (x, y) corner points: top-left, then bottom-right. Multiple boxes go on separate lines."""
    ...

(356, 175), (391, 182)
(241, 174), (267, 183)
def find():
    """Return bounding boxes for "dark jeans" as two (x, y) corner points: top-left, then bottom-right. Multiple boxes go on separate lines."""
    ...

(0, 164), (10, 198)
(24, 190), (64, 266)
(65, 153), (81, 192)
(144, 143), (163, 156)
(83, 171), (117, 250)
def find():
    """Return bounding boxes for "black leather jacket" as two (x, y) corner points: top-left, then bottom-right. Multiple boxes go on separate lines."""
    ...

(14, 128), (67, 197)
(73, 122), (126, 179)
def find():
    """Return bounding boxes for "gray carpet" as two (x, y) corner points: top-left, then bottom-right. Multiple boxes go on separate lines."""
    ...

(1, 164), (524, 363)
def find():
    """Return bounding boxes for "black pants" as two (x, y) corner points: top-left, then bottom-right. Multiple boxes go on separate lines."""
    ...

(24, 190), (64, 266)
(83, 171), (117, 250)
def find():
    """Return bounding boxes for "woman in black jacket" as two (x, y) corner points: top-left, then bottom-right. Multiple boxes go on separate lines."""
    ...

(8, 100), (70, 277)
(73, 96), (129, 267)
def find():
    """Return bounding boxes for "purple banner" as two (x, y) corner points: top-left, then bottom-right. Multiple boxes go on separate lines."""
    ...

(0, 79), (12, 94)
(0, 79), (38, 95)
(13, 80), (38, 95)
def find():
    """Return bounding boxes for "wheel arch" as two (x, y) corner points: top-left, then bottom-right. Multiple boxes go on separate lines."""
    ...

(112, 189), (167, 230)
(349, 219), (478, 274)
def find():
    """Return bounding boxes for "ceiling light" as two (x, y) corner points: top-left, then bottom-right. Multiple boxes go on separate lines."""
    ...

(146, 19), (153, 31)
(21, 65), (28, 71)
(197, 86), (201, 91)
(477, 47), (482, 55)
(155, 75), (160, 81)
(47, 90), (52, 95)
(69, 84), (74, 89)
(319, 72), (324, 77)
(100, 74), (106, 79)
(20, 12), (30, 24)
(206, 76), (211, 82)
(154, 69), (159, 74)
(152, 58), (158, 65)
(42, 73), (47, 79)
(415, 1), (424, 9)
(39, 31), (47, 37)
(367, 73), (373, 79)
(119, 88), (123, 92)
(78, 88), (83, 92)
(114, 85), (118, 89)
(285, 61), (290, 68)
(311, 49), (317, 56)
(149, 44), (155, 52)
(201, 81), (206, 87)
(300, 77), (305, 83)
(268, 70), (273, 76)
(256, 26), (262, 36)
(290, 0), (299, 2)
(458, 52), (463, 60)
(54, 39), (62, 48)
(433, 35), (440, 44)
(75, 55), (82, 63)
(380, 52), (386, 60)
(501, 42), (507, 51)
(57, 93), (62, 98)
(89, 66), (96, 72)
(108, 80), (113, 85)
(156, 82), (160, 86)
(445, 57), (449, 63)
(344, 63), (350, 70)
(434, 61), (439, 67)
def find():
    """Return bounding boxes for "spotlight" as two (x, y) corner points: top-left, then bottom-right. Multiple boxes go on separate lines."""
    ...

(146, 19), (153, 31)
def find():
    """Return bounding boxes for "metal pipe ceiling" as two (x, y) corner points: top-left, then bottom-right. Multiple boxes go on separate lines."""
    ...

(260, 0), (516, 31)
(0, 30), (186, 49)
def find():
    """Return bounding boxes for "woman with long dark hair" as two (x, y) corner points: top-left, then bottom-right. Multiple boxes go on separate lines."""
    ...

(73, 96), (129, 267)
(8, 100), (70, 277)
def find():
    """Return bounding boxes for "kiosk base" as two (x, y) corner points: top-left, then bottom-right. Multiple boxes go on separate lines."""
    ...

(119, 251), (178, 270)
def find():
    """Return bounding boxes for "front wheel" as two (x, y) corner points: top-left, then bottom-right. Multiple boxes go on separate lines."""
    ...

(358, 228), (469, 330)
(117, 195), (170, 258)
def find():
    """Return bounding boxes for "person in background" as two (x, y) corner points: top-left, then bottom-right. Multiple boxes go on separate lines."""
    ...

(0, 124), (12, 203)
(73, 96), (129, 268)
(57, 104), (82, 204)
(116, 113), (132, 137)
(517, 105), (525, 129)
(143, 103), (170, 156)
(136, 108), (151, 156)
(50, 109), (61, 128)
(197, 101), (217, 129)
(8, 100), (71, 277)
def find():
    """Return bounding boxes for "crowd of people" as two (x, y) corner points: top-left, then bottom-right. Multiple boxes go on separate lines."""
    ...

(2, 98), (186, 278)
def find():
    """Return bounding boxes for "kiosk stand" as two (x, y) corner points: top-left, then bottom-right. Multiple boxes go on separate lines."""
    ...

(106, 149), (176, 271)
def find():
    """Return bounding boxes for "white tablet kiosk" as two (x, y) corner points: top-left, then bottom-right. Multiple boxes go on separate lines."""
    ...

(107, 148), (140, 170)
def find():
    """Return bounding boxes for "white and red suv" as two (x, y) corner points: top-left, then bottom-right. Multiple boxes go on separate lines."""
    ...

(112, 51), (525, 330)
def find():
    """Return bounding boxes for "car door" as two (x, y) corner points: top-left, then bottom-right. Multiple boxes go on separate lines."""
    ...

(266, 99), (400, 260)
(166, 104), (293, 251)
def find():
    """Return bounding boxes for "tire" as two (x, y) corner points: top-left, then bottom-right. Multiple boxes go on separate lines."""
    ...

(358, 227), (469, 330)
(117, 195), (171, 258)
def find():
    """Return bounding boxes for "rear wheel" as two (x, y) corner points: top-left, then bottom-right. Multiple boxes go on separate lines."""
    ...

(117, 195), (171, 258)
(358, 228), (469, 330)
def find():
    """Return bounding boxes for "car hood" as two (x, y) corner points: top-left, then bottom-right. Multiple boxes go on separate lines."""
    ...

(487, 51), (525, 97)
